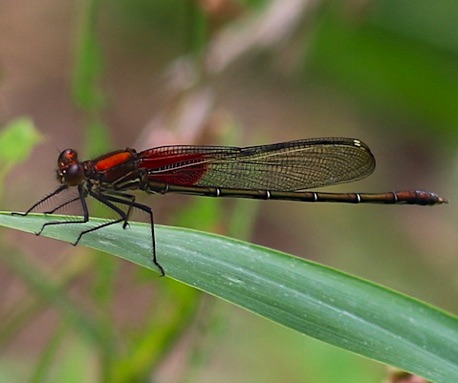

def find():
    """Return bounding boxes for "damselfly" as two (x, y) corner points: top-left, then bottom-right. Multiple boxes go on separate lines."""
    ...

(14, 138), (447, 275)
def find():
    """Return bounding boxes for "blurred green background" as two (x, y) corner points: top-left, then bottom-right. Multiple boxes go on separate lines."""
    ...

(0, 0), (456, 382)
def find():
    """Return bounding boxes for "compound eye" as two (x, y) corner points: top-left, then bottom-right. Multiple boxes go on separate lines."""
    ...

(63, 163), (84, 186)
(58, 149), (78, 167)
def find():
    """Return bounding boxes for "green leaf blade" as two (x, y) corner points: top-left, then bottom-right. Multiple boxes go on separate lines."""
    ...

(1, 212), (457, 382)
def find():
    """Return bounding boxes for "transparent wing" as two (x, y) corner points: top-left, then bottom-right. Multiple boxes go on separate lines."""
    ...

(140, 138), (376, 191)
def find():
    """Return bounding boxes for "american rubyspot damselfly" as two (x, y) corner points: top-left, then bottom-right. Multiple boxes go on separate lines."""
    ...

(14, 138), (447, 276)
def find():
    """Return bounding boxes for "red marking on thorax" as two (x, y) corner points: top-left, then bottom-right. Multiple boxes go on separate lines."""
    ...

(139, 151), (207, 185)
(94, 151), (133, 172)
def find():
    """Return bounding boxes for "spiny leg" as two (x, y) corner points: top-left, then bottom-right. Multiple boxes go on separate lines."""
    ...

(35, 185), (89, 236)
(76, 191), (129, 245)
(101, 190), (137, 229)
(93, 191), (163, 276)
(12, 184), (69, 217)
(44, 195), (81, 214)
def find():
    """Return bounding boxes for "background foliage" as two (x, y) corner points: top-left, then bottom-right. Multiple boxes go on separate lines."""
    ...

(0, 1), (456, 382)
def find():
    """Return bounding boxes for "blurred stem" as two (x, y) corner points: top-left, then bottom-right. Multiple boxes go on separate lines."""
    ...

(0, 246), (114, 360)
(30, 322), (67, 383)
(111, 279), (201, 382)
(184, 0), (209, 55)
(72, 0), (111, 156)
(0, 250), (94, 350)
